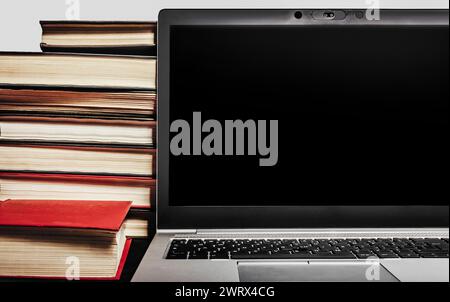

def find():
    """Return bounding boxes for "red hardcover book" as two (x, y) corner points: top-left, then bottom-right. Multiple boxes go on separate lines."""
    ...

(0, 199), (132, 280)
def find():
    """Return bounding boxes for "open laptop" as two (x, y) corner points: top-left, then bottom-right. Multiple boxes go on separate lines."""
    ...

(133, 9), (449, 282)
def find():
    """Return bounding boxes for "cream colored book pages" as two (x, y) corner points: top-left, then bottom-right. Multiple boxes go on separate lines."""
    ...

(0, 146), (153, 176)
(0, 121), (153, 145)
(43, 31), (155, 46)
(124, 218), (149, 238)
(0, 228), (126, 278)
(0, 54), (156, 90)
(0, 179), (151, 208)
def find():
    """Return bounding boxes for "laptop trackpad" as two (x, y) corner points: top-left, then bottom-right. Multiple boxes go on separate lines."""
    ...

(238, 262), (399, 282)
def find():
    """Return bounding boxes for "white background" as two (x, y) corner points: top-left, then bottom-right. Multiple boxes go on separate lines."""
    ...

(0, 0), (448, 51)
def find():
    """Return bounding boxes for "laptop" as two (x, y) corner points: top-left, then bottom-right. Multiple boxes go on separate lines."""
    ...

(133, 9), (449, 282)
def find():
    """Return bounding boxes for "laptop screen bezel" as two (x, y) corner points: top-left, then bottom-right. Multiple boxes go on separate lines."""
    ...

(157, 9), (449, 230)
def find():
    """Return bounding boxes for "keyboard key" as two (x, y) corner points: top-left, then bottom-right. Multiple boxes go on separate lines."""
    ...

(231, 251), (357, 260)
(167, 253), (188, 259)
(189, 252), (209, 259)
(398, 253), (420, 258)
(356, 253), (377, 259)
(211, 252), (230, 260)
(420, 252), (449, 258)
(377, 252), (400, 259)
(415, 248), (443, 254)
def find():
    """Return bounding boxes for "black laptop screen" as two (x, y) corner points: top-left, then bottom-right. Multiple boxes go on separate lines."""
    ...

(169, 26), (449, 206)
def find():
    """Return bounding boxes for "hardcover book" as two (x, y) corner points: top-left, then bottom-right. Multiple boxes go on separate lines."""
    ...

(0, 172), (156, 209)
(0, 199), (133, 279)
(0, 145), (156, 177)
(0, 87), (156, 119)
(0, 52), (156, 90)
(0, 116), (156, 147)
(40, 21), (157, 56)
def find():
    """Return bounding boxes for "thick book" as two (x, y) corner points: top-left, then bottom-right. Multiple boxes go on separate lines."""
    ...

(126, 209), (155, 239)
(0, 144), (155, 177)
(124, 214), (151, 238)
(0, 87), (156, 119)
(0, 52), (156, 90)
(0, 199), (132, 280)
(0, 172), (155, 209)
(0, 116), (156, 147)
(40, 21), (157, 56)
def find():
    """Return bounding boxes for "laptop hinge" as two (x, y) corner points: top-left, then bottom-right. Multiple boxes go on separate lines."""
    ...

(157, 229), (197, 235)
(195, 228), (449, 237)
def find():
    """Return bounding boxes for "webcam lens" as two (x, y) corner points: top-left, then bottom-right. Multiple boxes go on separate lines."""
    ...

(294, 11), (303, 19)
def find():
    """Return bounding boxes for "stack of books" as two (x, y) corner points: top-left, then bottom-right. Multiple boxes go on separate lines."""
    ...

(0, 21), (157, 280)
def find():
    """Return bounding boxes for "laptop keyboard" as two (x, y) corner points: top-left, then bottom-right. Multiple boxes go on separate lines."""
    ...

(166, 238), (449, 260)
